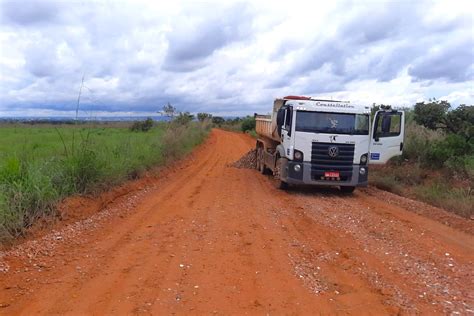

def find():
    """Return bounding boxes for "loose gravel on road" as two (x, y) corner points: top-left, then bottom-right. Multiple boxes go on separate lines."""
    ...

(0, 129), (472, 315)
(230, 148), (256, 169)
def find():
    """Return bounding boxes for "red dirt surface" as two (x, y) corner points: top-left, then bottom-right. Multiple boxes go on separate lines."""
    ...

(0, 129), (473, 315)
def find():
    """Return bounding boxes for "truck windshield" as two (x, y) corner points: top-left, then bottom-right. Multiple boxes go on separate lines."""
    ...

(295, 111), (369, 135)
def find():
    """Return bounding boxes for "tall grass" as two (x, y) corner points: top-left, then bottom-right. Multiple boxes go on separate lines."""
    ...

(0, 122), (209, 243)
(371, 120), (473, 218)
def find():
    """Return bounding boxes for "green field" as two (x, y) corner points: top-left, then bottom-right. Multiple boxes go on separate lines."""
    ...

(0, 122), (209, 242)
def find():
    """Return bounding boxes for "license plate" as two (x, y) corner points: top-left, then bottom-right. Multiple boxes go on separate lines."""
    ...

(324, 171), (339, 178)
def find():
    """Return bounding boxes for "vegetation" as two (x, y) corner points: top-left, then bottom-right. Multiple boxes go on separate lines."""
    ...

(130, 117), (154, 132)
(371, 101), (473, 218)
(241, 116), (256, 133)
(211, 116), (225, 126)
(0, 114), (210, 243)
(174, 112), (195, 125)
(215, 116), (256, 134)
(197, 112), (212, 122)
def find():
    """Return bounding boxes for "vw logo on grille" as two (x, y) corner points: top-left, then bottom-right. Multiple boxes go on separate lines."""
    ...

(328, 146), (339, 158)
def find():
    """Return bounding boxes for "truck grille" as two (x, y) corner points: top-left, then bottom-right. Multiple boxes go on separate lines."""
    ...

(311, 142), (354, 181)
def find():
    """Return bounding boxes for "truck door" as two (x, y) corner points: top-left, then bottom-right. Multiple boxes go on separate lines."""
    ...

(281, 106), (293, 159)
(369, 110), (405, 164)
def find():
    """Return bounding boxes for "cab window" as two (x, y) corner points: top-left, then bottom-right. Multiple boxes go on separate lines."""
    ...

(374, 113), (401, 138)
(284, 107), (293, 135)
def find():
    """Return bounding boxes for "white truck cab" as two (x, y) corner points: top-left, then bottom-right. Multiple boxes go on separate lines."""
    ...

(255, 96), (405, 192)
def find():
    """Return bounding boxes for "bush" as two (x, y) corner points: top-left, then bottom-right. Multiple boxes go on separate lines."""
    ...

(130, 118), (154, 132)
(197, 113), (212, 122)
(241, 116), (256, 132)
(402, 121), (444, 162)
(445, 155), (474, 178)
(174, 112), (194, 125)
(413, 100), (450, 130)
(425, 134), (472, 168)
(212, 116), (225, 126)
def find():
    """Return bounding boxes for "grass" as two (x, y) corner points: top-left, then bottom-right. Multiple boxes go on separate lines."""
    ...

(0, 122), (209, 243)
(370, 119), (473, 218)
(371, 163), (473, 218)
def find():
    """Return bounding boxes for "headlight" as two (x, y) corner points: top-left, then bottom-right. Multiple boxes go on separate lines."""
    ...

(359, 167), (366, 175)
(294, 164), (301, 172)
(294, 150), (303, 161)
(360, 154), (368, 165)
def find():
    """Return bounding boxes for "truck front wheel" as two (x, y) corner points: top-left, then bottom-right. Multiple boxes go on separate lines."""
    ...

(340, 186), (355, 194)
(275, 157), (289, 190)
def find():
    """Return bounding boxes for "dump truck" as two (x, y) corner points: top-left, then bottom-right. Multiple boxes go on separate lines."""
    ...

(255, 96), (405, 192)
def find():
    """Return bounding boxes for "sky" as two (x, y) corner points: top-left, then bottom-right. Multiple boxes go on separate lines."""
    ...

(0, 0), (473, 117)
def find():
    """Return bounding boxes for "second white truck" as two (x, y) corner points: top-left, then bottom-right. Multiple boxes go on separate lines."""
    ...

(255, 96), (405, 192)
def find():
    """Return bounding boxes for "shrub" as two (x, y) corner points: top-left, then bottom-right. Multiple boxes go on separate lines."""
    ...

(174, 112), (194, 125)
(413, 100), (450, 130)
(130, 118), (154, 132)
(445, 105), (474, 140)
(197, 112), (212, 122)
(445, 155), (474, 178)
(425, 134), (472, 168)
(401, 121), (444, 162)
(241, 116), (256, 132)
(212, 116), (225, 126)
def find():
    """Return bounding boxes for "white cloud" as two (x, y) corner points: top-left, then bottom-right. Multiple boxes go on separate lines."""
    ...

(0, 0), (472, 117)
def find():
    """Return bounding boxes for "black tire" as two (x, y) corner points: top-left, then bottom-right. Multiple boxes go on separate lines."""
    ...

(275, 157), (289, 190)
(259, 149), (267, 174)
(278, 180), (289, 190)
(340, 186), (355, 194)
(256, 147), (261, 171)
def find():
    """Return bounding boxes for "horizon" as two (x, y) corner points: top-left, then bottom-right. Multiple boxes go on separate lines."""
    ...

(0, 0), (472, 117)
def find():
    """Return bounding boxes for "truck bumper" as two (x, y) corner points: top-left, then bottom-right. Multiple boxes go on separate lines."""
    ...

(280, 161), (368, 187)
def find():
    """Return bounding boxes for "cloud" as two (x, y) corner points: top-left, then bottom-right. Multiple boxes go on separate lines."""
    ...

(0, 0), (472, 116)
(408, 35), (474, 82)
(162, 3), (255, 72)
(1, 0), (60, 25)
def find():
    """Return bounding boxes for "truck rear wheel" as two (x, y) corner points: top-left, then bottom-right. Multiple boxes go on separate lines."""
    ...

(258, 147), (271, 175)
(255, 147), (261, 170)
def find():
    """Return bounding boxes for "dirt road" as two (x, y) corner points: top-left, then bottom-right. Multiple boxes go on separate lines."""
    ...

(1, 129), (473, 315)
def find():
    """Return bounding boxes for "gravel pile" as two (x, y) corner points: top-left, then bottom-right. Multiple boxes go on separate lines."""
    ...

(230, 149), (257, 169)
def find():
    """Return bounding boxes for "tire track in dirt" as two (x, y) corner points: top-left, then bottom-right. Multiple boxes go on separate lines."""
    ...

(0, 129), (472, 315)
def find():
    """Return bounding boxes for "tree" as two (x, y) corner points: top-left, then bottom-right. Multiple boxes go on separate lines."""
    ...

(130, 117), (154, 132)
(413, 100), (450, 130)
(370, 103), (381, 118)
(161, 102), (177, 120)
(174, 112), (194, 125)
(212, 116), (225, 126)
(241, 116), (256, 132)
(197, 112), (212, 122)
(445, 104), (474, 140)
